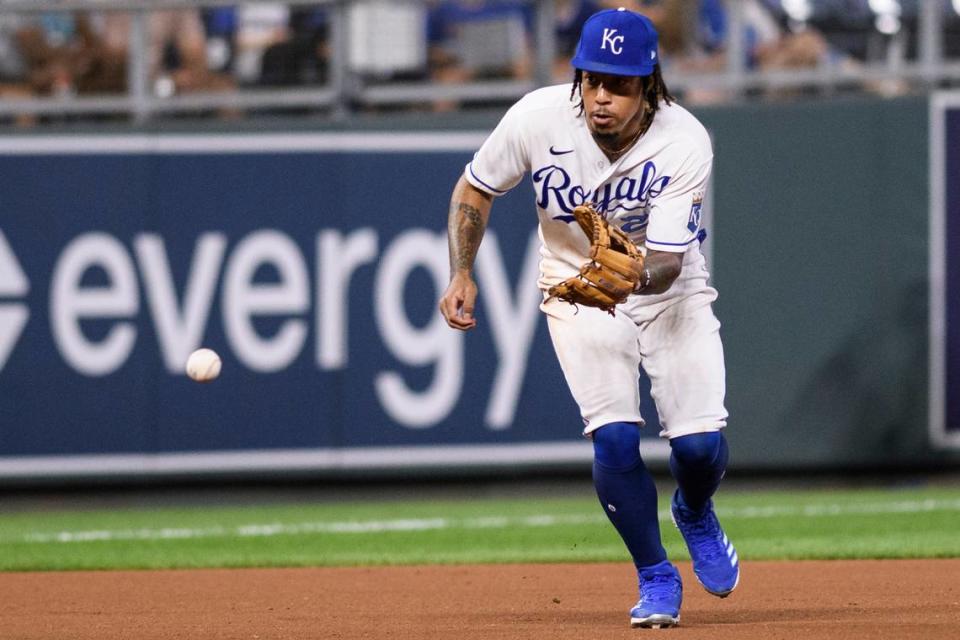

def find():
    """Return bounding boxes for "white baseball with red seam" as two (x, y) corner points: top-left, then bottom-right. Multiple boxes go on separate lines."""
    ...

(185, 348), (221, 382)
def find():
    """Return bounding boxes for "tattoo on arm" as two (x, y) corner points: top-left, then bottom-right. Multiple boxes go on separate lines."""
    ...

(449, 202), (486, 271)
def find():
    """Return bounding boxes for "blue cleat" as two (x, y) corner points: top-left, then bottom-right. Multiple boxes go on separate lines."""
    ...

(629, 560), (682, 629)
(671, 489), (740, 597)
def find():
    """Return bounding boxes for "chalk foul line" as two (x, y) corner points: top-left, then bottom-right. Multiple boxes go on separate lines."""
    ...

(10, 498), (960, 545)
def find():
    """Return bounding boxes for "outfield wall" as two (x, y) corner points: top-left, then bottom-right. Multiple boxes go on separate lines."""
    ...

(0, 93), (957, 480)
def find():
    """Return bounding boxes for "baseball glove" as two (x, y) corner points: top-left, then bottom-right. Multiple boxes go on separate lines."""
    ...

(547, 204), (645, 315)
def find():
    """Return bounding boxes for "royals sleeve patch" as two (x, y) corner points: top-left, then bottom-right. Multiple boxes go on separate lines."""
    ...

(687, 192), (704, 232)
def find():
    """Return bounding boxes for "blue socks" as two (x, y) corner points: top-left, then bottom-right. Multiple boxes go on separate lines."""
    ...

(669, 431), (728, 513)
(591, 426), (730, 569)
(592, 422), (667, 570)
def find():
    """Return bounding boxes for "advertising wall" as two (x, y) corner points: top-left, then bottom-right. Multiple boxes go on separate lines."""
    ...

(699, 95), (943, 469)
(1, 94), (959, 481)
(0, 132), (673, 479)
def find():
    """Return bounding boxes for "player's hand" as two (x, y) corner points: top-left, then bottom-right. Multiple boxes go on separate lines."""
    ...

(439, 271), (478, 330)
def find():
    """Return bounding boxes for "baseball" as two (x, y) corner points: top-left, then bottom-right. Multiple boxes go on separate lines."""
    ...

(185, 348), (221, 382)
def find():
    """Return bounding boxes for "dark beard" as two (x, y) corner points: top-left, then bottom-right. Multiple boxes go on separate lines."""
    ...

(591, 130), (620, 146)
(590, 112), (648, 154)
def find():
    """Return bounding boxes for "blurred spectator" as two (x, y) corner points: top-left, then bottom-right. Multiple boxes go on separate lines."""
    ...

(615, 0), (849, 103)
(77, 9), (235, 97)
(427, 0), (534, 110)
(553, 0), (602, 79)
(0, 15), (28, 85)
(346, 2), (424, 83)
(5, 12), (114, 125)
(15, 13), (69, 96)
(740, 0), (832, 72)
(202, 7), (238, 75)
(201, 5), (328, 88)
(260, 7), (329, 86)
(231, 3), (291, 85)
(0, 14), (37, 126)
(14, 12), (96, 98)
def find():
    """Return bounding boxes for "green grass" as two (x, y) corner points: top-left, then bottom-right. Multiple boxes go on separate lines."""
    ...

(0, 485), (957, 571)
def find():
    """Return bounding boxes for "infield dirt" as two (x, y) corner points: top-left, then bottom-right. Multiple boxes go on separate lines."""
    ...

(1, 559), (957, 639)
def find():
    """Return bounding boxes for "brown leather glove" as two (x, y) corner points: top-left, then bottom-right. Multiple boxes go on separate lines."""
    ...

(547, 205), (645, 315)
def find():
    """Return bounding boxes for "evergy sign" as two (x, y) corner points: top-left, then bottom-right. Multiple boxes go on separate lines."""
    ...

(27, 227), (541, 430)
(0, 133), (654, 477)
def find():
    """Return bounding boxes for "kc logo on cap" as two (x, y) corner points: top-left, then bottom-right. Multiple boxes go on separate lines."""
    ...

(601, 28), (625, 55)
(571, 8), (660, 77)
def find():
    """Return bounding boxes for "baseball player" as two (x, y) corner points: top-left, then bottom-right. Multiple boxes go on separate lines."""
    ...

(438, 7), (738, 629)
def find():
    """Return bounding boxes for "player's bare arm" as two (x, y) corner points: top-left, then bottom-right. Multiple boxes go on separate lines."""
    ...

(637, 250), (683, 295)
(439, 176), (493, 330)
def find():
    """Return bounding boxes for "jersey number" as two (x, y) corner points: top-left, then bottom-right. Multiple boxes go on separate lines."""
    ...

(619, 214), (649, 234)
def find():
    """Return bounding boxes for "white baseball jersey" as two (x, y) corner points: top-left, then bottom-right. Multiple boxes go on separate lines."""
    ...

(465, 83), (713, 297)
(464, 84), (727, 437)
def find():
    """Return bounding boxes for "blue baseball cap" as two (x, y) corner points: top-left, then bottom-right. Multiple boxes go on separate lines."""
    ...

(571, 8), (659, 77)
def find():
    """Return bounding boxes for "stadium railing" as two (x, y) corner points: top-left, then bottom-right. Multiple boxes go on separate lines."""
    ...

(0, 0), (957, 124)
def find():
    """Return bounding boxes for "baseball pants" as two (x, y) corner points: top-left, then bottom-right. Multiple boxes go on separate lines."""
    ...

(542, 255), (728, 439)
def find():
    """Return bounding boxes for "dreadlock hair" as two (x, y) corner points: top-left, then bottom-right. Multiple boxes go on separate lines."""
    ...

(570, 65), (674, 126)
